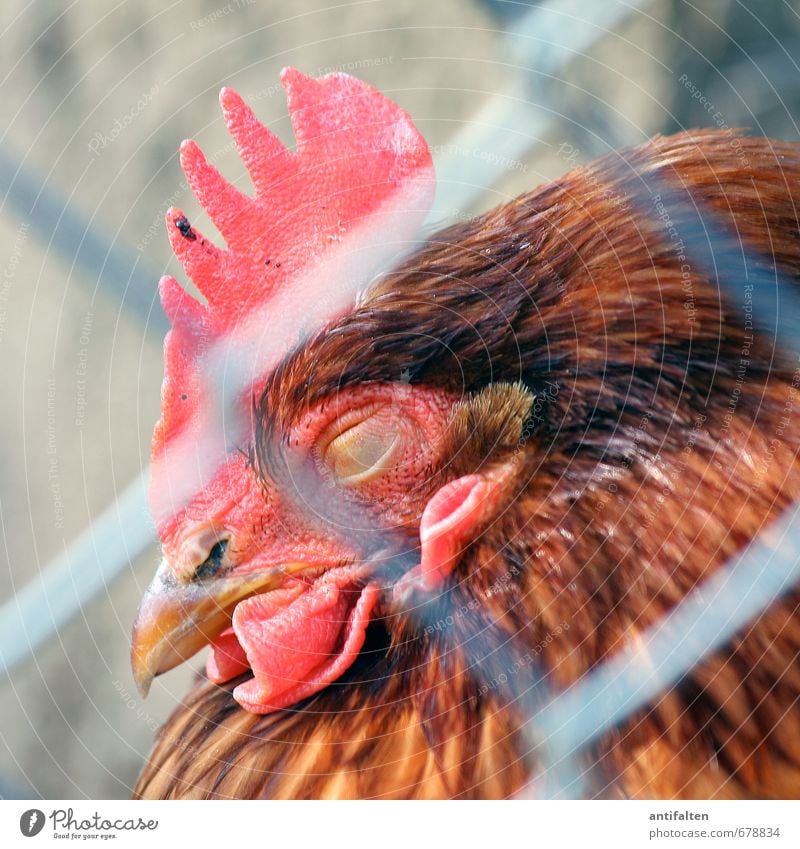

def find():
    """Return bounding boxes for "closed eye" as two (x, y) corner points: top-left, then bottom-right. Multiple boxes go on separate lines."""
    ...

(321, 407), (402, 485)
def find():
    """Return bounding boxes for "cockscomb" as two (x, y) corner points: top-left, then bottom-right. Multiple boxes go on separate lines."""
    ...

(150, 68), (435, 538)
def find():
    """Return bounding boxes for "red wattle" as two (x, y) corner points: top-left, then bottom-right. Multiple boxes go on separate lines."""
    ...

(206, 627), (249, 683)
(206, 571), (380, 714)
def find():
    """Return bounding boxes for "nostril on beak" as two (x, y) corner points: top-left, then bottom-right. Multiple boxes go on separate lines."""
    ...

(194, 538), (229, 581)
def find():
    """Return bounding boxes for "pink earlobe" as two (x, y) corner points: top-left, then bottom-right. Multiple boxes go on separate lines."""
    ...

(417, 474), (501, 590)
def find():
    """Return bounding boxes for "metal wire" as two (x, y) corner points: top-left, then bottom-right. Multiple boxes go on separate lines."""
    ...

(432, 0), (649, 216)
(0, 148), (167, 335)
(530, 499), (800, 797)
(0, 471), (152, 677)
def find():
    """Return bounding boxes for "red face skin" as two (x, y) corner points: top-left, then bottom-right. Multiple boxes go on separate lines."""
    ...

(158, 383), (454, 578)
(133, 381), (508, 714)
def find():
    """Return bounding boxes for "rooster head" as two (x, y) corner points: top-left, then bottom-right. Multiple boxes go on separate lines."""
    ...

(131, 70), (529, 713)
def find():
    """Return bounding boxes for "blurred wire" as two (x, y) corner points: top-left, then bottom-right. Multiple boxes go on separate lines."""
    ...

(432, 0), (649, 216)
(0, 471), (152, 677)
(530, 498), (800, 797)
(0, 148), (167, 334)
(0, 140), (164, 678)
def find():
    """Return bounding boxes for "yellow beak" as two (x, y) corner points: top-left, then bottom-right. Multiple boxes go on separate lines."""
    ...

(130, 559), (292, 697)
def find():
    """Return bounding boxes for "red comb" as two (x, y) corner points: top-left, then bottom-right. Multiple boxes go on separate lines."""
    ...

(150, 69), (434, 532)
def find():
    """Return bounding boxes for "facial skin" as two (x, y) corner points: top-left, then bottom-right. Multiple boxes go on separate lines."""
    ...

(132, 379), (532, 713)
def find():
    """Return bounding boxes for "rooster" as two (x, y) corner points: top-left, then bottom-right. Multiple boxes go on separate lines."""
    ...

(131, 69), (800, 799)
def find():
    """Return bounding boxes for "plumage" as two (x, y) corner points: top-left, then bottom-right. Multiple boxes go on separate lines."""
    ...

(134, 121), (800, 799)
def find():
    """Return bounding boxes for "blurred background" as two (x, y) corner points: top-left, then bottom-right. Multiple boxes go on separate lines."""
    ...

(0, 0), (798, 799)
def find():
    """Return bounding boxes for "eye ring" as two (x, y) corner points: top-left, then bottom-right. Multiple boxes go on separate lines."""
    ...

(180, 528), (231, 581)
(194, 538), (229, 580)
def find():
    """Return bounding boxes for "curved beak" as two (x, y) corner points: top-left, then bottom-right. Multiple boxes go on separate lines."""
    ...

(131, 559), (292, 697)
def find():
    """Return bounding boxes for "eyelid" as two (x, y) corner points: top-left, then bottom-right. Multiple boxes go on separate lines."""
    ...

(178, 526), (230, 578)
(319, 404), (401, 485)
(330, 431), (401, 485)
(317, 403), (387, 455)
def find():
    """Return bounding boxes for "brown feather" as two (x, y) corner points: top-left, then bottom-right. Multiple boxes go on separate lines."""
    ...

(136, 130), (800, 799)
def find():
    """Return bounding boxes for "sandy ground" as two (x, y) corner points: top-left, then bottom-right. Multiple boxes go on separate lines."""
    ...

(1, 0), (797, 798)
